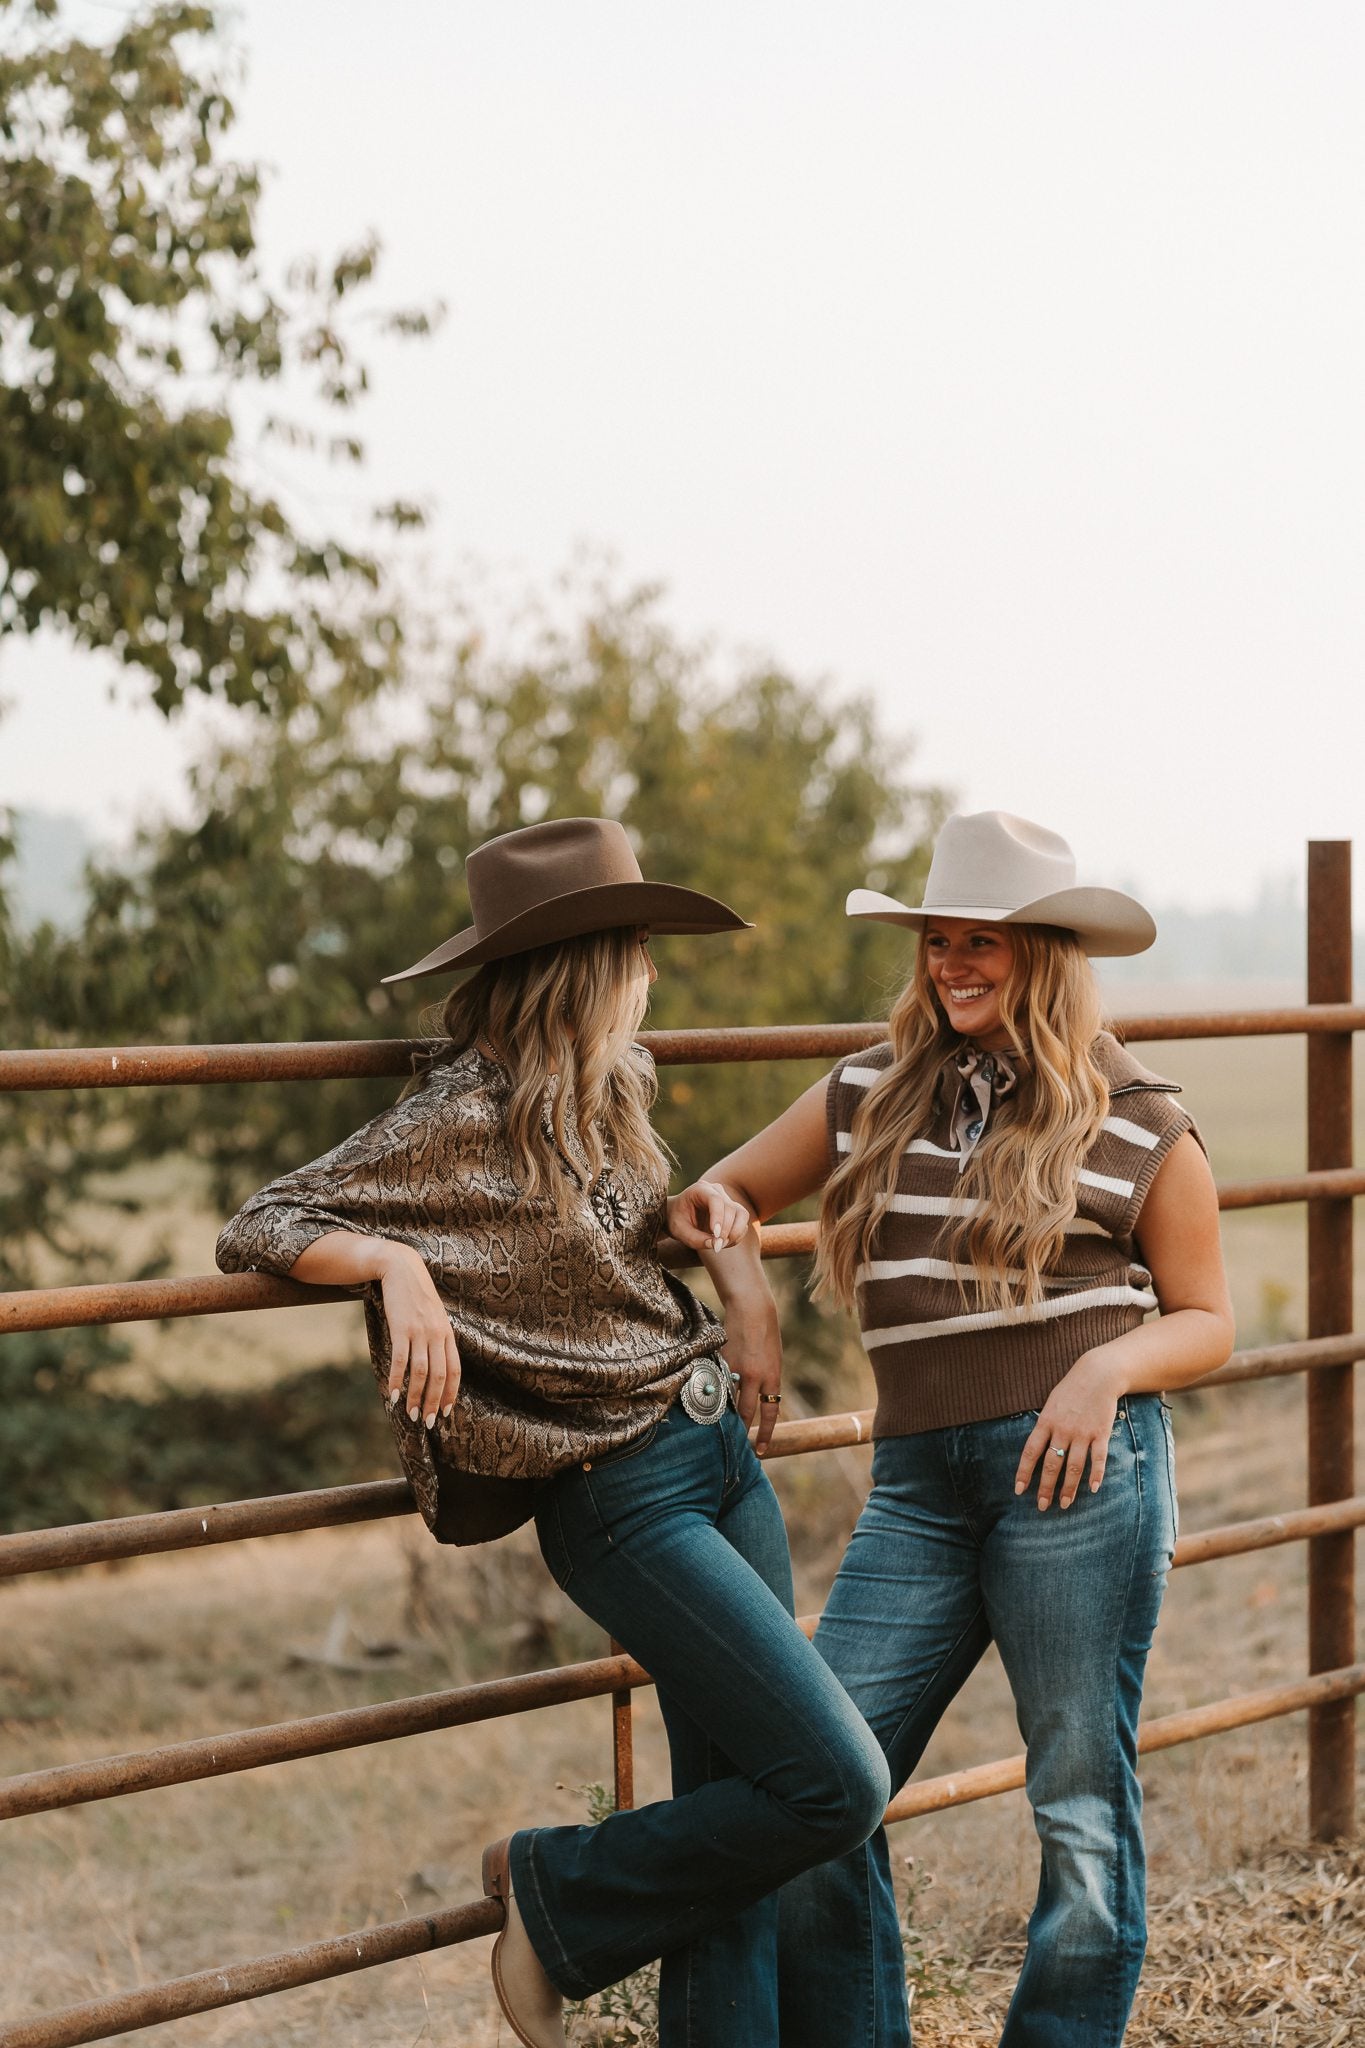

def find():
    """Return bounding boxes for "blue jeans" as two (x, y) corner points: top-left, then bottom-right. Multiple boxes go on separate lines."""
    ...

(779, 1395), (1177, 2048)
(510, 1394), (890, 2046)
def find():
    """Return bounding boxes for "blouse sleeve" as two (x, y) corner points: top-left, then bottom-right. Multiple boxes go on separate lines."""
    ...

(214, 1076), (466, 1280)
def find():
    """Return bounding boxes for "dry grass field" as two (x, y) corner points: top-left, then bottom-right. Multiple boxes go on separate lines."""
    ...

(3, 981), (1364, 2042)
(2, 1374), (1363, 2045)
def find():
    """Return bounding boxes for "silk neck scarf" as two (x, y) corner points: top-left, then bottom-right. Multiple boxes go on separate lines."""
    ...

(947, 1046), (1019, 1173)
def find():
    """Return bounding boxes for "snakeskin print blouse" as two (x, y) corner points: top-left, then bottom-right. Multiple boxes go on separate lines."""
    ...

(215, 1045), (722, 1538)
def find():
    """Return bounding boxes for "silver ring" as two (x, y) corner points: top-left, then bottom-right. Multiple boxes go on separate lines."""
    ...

(1051, 1446), (1067, 1459)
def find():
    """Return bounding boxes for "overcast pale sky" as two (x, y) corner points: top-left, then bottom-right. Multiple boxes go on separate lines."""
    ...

(3, 1), (1363, 909)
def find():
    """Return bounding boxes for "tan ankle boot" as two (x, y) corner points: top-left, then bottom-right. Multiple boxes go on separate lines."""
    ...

(482, 1837), (568, 2048)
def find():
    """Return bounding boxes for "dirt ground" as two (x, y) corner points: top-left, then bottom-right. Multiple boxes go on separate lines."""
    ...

(2, 1372), (1362, 2045)
(4, 999), (1364, 2040)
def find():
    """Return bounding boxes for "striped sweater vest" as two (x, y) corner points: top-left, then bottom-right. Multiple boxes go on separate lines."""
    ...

(825, 1031), (1199, 1437)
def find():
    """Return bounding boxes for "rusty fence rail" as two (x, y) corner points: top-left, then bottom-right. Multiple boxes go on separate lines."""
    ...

(5, 1483), (1365, 1828)
(3, 1177), (1365, 1337)
(2, 1334), (1364, 1584)
(0, 840), (1358, 2046)
(3, 1002), (1365, 1096)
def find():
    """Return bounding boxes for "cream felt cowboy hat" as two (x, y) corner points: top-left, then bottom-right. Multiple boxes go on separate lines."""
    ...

(383, 816), (751, 984)
(847, 810), (1156, 958)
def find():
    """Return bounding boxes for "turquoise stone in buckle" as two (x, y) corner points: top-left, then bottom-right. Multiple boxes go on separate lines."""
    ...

(679, 1358), (738, 1425)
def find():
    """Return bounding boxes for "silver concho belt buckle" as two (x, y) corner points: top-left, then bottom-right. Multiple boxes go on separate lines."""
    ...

(679, 1358), (739, 1425)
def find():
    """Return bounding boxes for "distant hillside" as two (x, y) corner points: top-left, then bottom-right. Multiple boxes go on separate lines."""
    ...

(1102, 876), (1362, 990)
(2, 809), (93, 931)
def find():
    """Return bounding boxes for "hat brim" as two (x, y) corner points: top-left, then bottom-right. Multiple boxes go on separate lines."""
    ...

(382, 881), (752, 984)
(846, 885), (1156, 959)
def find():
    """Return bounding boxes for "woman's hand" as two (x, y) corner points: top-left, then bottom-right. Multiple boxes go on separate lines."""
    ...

(289, 1229), (462, 1427)
(666, 1179), (752, 1253)
(666, 1178), (783, 1452)
(720, 1288), (785, 1457)
(377, 1243), (462, 1428)
(1015, 1353), (1124, 1511)
(1015, 1137), (1235, 1511)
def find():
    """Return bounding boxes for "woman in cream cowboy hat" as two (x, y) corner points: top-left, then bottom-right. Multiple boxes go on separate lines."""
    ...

(671, 810), (1234, 2047)
(217, 816), (888, 2048)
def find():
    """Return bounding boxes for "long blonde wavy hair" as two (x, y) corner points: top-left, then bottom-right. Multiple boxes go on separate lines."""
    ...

(814, 925), (1110, 1316)
(420, 927), (669, 1215)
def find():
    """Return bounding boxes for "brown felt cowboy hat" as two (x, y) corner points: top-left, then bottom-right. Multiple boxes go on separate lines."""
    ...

(382, 816), (752, 984)
(846, 810), (1156, 958)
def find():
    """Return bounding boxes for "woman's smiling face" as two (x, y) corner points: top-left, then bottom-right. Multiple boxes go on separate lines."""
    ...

(922, 918), (1016, 1049)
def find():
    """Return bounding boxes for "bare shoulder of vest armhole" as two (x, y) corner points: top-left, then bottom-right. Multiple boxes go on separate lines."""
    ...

(1179, 1108), (1208, 1160)
(825, 1054), (861, 1169)
(824, 1058), (846, 1168)
(1126, 1100), (1202, 1238)
(824, 1041), (893, 1166)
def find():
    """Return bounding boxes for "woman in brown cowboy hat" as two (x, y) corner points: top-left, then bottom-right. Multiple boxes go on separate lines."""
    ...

(669, 810), (1235, 2048)
(215, 815), (888, 2048)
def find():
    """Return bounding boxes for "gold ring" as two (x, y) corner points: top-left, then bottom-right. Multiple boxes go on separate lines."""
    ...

(759, 1393), (783, 1405)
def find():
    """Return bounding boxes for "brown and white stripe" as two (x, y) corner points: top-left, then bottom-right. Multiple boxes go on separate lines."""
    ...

(825, 1032), (1199, 1438)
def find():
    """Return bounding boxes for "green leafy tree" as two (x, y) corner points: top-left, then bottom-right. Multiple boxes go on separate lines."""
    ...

(0, 807), (139, 1510)
(0, 814), (123, 1300)
(47, 580), (944, 1207)
(0, 7), (946, 1523)
(0, 0), (435, 715)
(3, 583), (945, 1521)
(0, 0), (432, 1338)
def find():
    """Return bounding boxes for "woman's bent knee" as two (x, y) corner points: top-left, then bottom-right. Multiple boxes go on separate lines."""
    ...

(795, 1726), (890, 1857)
(841, 1741), (892, 1849)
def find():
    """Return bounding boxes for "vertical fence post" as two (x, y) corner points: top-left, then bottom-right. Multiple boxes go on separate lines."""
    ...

(1306, 839), (1356, 1840)
(609, 1638), (635, 1811)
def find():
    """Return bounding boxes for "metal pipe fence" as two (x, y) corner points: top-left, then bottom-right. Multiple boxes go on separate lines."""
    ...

(3, 1002), (1365, 1096)
(0, 840), (1357, 2044)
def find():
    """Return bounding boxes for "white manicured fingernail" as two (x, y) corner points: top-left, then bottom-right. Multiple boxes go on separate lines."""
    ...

(442, 1404), (454, 1418)
(424, 1414), (435, 1430)
(389, 1389), (401, 1407)
(408, 1406), (419, 1422)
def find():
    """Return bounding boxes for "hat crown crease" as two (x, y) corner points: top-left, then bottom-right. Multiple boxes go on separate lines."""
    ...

(844, 809), (1156, 959)
(926, 812), (1077, 913)
(467, 818), (642, 933)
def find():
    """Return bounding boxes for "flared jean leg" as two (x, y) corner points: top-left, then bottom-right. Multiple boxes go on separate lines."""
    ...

(654, 1451), (796, 2048)
(779, 1398), (1175, 2048)
(513, 1403), (889, 2041)
(778, 1432), (992, 2048)
(988, 1400), (1175, 2048)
